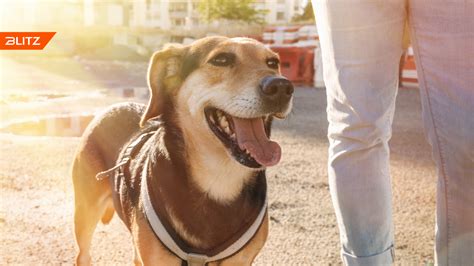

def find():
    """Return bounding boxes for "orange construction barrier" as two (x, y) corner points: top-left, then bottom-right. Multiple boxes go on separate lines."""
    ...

(401, 47), (418, 87)
(271, 46), (314, 85)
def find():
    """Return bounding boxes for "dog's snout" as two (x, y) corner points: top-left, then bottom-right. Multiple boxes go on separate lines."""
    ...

(259, 76), (294, 101)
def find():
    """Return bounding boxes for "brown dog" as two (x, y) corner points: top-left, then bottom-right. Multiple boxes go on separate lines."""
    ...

(72, 36), (294, 265)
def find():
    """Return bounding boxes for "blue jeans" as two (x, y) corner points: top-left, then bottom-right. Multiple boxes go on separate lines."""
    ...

(313, 1), (474, 265)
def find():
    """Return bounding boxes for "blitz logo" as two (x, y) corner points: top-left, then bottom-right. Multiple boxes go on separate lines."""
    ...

(5, 36), (41, 46)
(0, 32), (55, 50)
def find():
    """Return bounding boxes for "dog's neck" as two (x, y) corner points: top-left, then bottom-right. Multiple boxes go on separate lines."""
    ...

(186, 143), (255, 204)
(145, 120), (266, 252)
(170, 112), (257, 204)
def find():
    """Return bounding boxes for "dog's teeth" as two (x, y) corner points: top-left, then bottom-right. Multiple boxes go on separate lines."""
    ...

(230, 133), (235, 139)
(220, 119), (228, 128)
(224, 126), (231, 134)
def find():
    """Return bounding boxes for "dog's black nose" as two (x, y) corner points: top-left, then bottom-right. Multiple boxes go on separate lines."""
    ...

(259, 76), (294, 101)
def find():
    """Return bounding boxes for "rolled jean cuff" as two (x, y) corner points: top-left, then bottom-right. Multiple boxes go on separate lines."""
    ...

(342, 245), (395, 266)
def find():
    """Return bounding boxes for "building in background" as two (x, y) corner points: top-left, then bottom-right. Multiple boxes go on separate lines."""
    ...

(130, 0), (200, 29)
(81, 0), (304, 50)
(83, 0), (304, 30)
(255, 0), (303, 25)
(0, 0), (83, 30)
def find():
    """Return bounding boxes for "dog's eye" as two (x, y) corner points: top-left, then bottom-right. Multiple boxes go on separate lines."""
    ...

(266, 58), (280, 69)
(209, 53), (235, 67)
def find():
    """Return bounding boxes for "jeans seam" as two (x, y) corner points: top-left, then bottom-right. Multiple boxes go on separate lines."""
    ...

(342, 244), (395, 259)
(408, 9), (451, 265)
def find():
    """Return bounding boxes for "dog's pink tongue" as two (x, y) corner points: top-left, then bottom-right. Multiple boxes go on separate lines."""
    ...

(232, 117), (281, 167)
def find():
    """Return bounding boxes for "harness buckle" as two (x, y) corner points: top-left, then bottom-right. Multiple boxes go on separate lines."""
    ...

(186, 253), (209, 266)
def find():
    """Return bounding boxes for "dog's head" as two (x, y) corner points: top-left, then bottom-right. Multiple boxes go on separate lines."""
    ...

(141, 36), (293, 169)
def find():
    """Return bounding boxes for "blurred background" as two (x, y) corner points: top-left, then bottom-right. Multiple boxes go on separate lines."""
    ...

(0, 1), (434, 265)
(0, 0), (324, 135)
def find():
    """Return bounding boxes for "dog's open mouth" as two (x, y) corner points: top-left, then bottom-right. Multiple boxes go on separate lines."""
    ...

(204, 107), (281, 168)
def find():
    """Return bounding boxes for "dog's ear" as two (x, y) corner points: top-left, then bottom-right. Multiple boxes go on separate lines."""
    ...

(140, 44), (190, 126)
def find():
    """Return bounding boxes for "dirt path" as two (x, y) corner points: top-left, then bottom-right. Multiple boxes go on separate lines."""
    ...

(0, 87), (437, 265)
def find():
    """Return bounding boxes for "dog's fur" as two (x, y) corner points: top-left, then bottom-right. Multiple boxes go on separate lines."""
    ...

(72, 36), (293, 265)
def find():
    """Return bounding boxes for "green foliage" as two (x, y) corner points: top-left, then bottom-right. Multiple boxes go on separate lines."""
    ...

(198, 0), (268, 24)
(293, 1), (315, 22)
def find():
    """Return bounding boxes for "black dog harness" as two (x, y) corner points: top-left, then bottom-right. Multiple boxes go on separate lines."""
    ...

(96, 129), (267, 266)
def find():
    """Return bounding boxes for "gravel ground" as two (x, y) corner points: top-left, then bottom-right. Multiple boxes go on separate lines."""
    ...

(0, 86), (437, 265)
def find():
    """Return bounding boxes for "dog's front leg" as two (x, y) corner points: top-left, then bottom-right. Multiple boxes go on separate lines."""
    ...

(132, 210), (182, 266)
(133, 247), (141, 266)
(210, 213), (269, 266)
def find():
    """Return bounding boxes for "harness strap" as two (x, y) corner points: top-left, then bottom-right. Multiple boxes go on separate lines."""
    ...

(95, 131), (156, 181)
(95, 159), (129, 180)
(140, 157), (268, 266)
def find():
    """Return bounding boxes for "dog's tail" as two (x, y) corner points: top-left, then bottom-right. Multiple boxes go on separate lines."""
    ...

(101, 205), (115, 225)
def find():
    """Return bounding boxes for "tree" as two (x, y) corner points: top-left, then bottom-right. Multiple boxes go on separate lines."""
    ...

(198, 0), (267, 24)
(292, 1), (315, 23)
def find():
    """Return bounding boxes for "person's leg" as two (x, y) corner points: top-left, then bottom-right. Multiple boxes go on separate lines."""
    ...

(408, 2), (474, 265)
(312, 1), (406, 265)
(399, 51), (407, 87)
